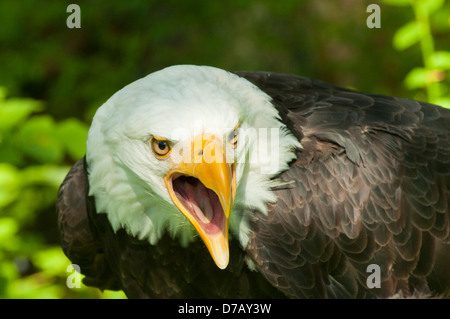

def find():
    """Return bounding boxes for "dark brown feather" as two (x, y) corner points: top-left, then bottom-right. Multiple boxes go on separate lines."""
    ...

(57, 158), (120, 290)
(237, 71), (450, 298)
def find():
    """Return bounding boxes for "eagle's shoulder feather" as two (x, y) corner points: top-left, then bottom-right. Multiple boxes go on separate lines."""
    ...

(57, 157), (120, 290)
(237, 71), (450, 298)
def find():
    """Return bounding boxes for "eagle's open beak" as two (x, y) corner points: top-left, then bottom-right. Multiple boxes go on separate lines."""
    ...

(164, 134), (236, 269)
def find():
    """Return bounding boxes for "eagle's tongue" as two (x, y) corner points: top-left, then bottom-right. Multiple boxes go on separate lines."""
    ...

(185, 180), (214, 224)
(173, 176), (224, 235)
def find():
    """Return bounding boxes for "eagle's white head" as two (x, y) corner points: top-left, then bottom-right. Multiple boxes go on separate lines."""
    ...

(86, 65), (301, 269)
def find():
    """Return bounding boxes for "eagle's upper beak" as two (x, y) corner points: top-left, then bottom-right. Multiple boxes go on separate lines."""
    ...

(164, 134), (236, 269)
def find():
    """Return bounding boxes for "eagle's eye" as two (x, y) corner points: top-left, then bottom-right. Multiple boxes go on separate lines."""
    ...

(151, 137), (171, 158)
(228, 125), (239, 148)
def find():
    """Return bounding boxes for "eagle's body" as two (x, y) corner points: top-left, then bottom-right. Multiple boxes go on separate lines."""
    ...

(57, 66), (450, 298)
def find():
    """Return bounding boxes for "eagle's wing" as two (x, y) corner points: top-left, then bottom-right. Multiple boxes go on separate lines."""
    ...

(57, 157), (120, 290)
(236, 71), (450, 298)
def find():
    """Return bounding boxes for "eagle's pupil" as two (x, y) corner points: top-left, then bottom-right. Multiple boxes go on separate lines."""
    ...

(158, 141), (167, 150)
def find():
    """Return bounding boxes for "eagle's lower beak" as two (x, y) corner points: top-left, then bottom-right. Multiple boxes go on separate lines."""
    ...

(164, 134), (236, 269)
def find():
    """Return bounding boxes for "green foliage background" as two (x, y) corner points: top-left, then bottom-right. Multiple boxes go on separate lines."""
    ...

(0, 0), (449, 299)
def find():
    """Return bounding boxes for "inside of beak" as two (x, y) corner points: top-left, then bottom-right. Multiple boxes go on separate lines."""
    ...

(171, 173), (227, 235)
(164, 134), (236, 269)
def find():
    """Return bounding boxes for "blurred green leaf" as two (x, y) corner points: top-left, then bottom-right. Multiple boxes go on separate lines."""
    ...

(416, 0), (445, 15)
(18, 115), (64, 164)
(0, 217), (19, 242)
(56, 118), (89, 160)
(0, 98), (43, 132)
(102, 290), (127, 299)
(433, 96), (450, 108)
(0, 136), (24, 166)
(393, 21), (423, 50)
(404, 67), (431, 89)
(427, 51), (450, 70)
(34, 247), (71, 276)
(0, 164), (21, 207)
(6, 274), (64, 299)
(0, 260), (19, 295)
(21, 165), (70, 188)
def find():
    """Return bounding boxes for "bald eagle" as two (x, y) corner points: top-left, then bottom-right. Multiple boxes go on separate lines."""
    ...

(57, 65), (450, 298)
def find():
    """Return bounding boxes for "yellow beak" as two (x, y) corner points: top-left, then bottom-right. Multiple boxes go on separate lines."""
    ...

(164, 134), (236, 269)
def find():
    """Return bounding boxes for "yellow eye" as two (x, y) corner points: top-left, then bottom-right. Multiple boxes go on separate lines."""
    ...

(228, 125), (239, 148)
(151, 137), (171, 158)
